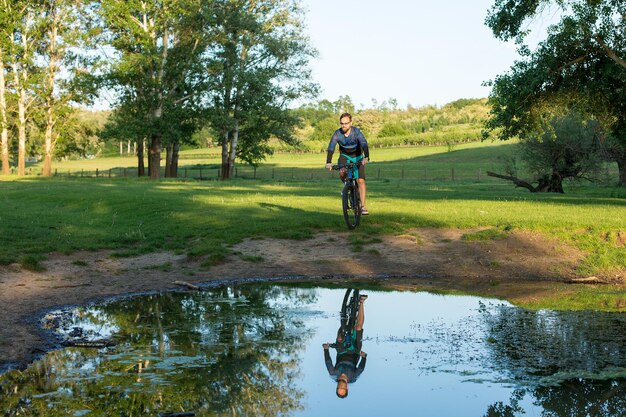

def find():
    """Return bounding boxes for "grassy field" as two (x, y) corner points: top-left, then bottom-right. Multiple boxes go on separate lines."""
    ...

(2, 142), (625, 310)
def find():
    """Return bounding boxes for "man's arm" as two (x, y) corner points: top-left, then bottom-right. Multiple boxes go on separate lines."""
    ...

(323, 344), (336, 375)
(326, 132), (338, 167)
(355, 352), (367, 377)
(356, 129), (369, 161)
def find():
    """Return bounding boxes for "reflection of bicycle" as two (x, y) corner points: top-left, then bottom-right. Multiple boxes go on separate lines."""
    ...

(332, 161), (362, 230)
(329, 289), (361, 352)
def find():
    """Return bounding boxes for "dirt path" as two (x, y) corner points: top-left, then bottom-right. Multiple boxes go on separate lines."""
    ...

(1, 228), (623, 372)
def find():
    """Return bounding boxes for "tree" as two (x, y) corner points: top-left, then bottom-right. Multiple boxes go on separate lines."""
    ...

(484, 0), (626, 185)
(205, 0), (317, 179)
(6, 1), (40, 176)
(99, 0), (210, 179)
(488, 112), (606, 192)
(0, 0), (14, 175)
(38, 0), (96, 176)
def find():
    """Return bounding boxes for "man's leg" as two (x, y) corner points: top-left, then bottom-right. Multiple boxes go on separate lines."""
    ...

(355, 295), (366, 331)
(357, 178), (366, 208)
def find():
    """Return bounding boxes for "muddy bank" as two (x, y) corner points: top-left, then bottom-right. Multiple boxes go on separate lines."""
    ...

(1, 229), (623, 373)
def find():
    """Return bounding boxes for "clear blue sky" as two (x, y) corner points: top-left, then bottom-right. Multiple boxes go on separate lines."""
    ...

(301, 0), (552, 109)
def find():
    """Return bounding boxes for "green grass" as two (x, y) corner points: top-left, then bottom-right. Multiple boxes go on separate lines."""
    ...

(1, 142), (624, 286)
(1, 176), (624, 275)
(19, 255), (46, 272)
(462, 228), (509, 241)
(518, 285), (626, 311)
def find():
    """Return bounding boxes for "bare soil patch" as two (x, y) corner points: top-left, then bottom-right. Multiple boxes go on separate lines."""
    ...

(1, 228), (623, 372)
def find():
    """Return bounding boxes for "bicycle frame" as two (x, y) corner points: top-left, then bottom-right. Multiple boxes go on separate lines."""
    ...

(330, 289), (361, 352)
(332, 156), (362, 230)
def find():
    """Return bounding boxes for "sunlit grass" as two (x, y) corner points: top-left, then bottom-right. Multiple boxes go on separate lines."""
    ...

(2, 140), (624, 284)
(1, 177), (624, 276)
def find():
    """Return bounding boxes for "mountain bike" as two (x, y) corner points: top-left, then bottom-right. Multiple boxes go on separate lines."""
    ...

(332, 160), (362, 230)
(329, 288), (361, 353)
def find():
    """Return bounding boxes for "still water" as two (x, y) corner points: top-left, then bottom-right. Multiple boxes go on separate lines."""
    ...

(1, 285), (625, 416)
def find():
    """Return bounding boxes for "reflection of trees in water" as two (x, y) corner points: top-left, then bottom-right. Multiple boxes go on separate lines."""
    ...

(482, 305), (626, 378)
(481, 305), (626, 417)
(0, 285), (317, 416)
(484, 380), (626, 417)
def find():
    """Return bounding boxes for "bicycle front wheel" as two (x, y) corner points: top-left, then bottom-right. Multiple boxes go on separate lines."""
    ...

(342, 182), (361, 230)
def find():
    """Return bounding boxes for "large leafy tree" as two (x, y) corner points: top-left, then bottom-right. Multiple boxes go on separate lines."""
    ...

(484, 0), (626, 185)
(205, 0), (317, 179)
(99, 0), (210, 179)
(38, 0), (98, 177)
(0, 0), (15, 175)
(4, 1), (40, 176)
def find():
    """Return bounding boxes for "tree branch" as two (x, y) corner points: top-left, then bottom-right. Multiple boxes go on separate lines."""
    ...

(595, 36), (626, 70)
(487, 171), (538, 192)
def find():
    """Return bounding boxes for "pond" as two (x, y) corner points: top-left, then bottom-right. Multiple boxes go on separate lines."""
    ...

(1, 285), (625, 416)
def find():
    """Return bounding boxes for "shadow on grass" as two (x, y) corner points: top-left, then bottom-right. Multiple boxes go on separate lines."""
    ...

(0, 177), (623, 266)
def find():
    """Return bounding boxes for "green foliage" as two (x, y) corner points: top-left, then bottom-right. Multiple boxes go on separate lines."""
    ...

(379, 121), (411, 137)
(206, 0), (317, 176)
(521, 112), (606, 186)
(484, 0), (626, 184)
(291, 98), (490, 152)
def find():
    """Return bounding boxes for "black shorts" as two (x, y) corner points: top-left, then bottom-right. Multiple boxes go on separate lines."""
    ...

(338, 155), (366, 180)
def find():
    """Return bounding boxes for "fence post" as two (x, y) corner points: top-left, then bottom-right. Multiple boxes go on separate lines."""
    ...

(81, 169), (83, 177)
(235, 168), (238, 177)
(54, 168), (57, 176)
(124, 168), (127, 177)
(184, 168), (187, 178)
(96, 168), (99, 178)
(109, 168), (112, 178)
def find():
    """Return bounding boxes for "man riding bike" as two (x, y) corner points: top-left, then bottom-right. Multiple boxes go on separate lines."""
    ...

(325, 113), (370, 215)
(322, 294), (368, 398)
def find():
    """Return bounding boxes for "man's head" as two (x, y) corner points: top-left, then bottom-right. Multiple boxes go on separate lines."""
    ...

(336, 374), (349, 398)
(339, 113), (352, 134)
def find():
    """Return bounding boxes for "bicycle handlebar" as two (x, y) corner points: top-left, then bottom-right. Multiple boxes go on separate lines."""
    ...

(331, 162), (363, 171)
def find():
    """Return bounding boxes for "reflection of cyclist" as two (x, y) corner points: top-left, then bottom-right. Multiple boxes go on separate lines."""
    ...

(324, 113), (370, 215)
(322, 294), (368, 398)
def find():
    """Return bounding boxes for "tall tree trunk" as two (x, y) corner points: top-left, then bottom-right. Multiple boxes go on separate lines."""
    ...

(617, 155), (626, 186)
(43, 104), (54, 177)
(164, 143), (173, 177)
(228, 118), (239, 179)
(0, 47), (9, 175)
(42, 10), (59, 177)
(171, 142), (179, 178)
(149, 133), (161, 179)
(221, 128), (230, 180)
(137, 138), (145, 177)
(12, 62), (26, 176)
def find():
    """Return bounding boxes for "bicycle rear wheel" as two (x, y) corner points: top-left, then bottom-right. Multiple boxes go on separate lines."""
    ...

(340, 289), (360, 333)
(342, 182), (361, 230)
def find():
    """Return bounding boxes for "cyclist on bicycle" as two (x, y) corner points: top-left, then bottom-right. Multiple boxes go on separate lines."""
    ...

(325, 113), (370, 215)
(322, 294), (368, 398)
